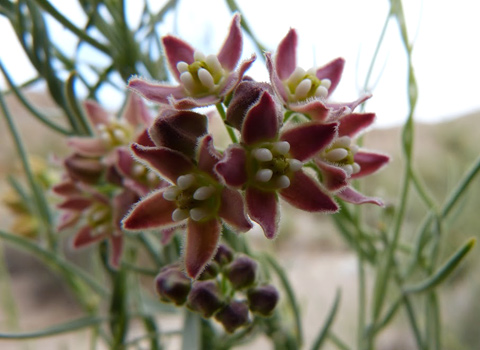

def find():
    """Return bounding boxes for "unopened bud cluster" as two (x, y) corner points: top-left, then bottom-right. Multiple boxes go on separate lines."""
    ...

(154, 244), (279, 333)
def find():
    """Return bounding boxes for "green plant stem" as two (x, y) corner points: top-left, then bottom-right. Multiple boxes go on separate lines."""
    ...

(216, 102), (238, 143)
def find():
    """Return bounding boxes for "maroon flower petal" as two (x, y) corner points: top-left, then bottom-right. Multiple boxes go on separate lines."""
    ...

(185, 218), (221, 278)
(83, 100), (110, 126)
(242, 91), (280, 145)
(281, 122), (338, 162)
(108, 234), (124, 269)
(215, 145), (247, 187)
(122, 188), (178, 231)
(338, 113), (375, 137)
(73, 226), (107, 248)
(169, 95), (221, 109)
(112, 189), (139, 231)
(115, 147), (135, 177)
(326, 93), (372, 113)
(266, 53), (288, 103)
(246, 187), (279, 239)
(58, 197), (93, 211)
(315, 57), (345, 95)
(57, 211), (80, 231)
(122, 93), (153, 126)
(52, 180), (81, 197)
(316, 160), (349, 192)
(275, 28), (297, 80)
(128, 77), (186, 105)
(149, 110), (207, 158)
(217, 13), (243, 71)
(162, 35), (195, 81)
(197, 135), (221, 178)
(130, 143), (194, 183)
(351, 151), (390, 179)
(280, 170), (338, 213)
(67, 138), (108, 157)
(289, 100), (331, 122)
(336, 187), (384, 206)
(135, 128), (155, 147)
(218, 187), (253, 232)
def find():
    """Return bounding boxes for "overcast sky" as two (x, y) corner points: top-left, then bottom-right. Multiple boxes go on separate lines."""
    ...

(1, 0), (479, 127)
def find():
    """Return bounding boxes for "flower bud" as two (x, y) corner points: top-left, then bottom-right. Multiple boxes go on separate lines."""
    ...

(247, 284), (279, 316)
(213, 244), (234, 266)
(198, 261), (220, 280)
(187, 281), (223, 318)
(154, 266), (191, 306)
(226, 255), (258, 290)
(215, 300), (250, 333)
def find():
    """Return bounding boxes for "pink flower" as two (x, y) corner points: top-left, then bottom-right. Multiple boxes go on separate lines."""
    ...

(122, 135), (252, 279)
(215, 90), (339, 239)
(127, 14), (255, 109)
(315, 112), (390, 205)
(53, 178), (138, 268)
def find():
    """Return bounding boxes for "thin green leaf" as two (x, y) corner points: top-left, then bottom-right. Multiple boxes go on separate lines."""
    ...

(65, 71), (93, 136)
(404, 238), (476, 294)
(182, 310), (201, 350)
(311, 289), (342, 350)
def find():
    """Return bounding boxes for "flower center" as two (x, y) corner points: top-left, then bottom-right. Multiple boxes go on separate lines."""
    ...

(177, 51), (226, 96)
(284, 67), (331, 102)
(97, 118), (133, 148)
(249, 141), (303, 190)
(163, 173), (220, 222)
(322, 136), (361, 176)
(131, 163), (160, 188)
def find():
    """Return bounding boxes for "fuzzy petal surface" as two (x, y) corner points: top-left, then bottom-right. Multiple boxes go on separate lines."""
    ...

(275, 28), (297, 80)
(316, 160), (349, 192)
(169, 95), (221, 109)
(130, 143), (194, 183)
(218, 187), (252, 232)
(162, 35), (195, 81)
(338, 113), (375, 137)
(289, 100), (331, 122)
(67, 137), (108, 157)
(315, 57), (345, 95)
(351, 151), (390, 179)
(128, 78), (186, 105)
(214, 145), (247, 187)
(280, 170), (338, 212)
(122, 188), (178, 231)
(185, 218), (221, 278)
(266, 53), (288, 103)
(83, 100), (110, 126)
(337, 187), (384, 206)
(122, 93), (153, 126)
(58, 197), (93, 211)
(197, 135), (221, 178)
(242, 91), (280, 145)
(73, 226), (107, 248)
(108, 234), (124, 269)
(246, 187), (279, 239)
(217, 13), (243, 71)
(281, 122), (338, 162)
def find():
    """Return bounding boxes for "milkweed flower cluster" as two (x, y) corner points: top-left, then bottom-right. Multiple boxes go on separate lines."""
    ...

(121, 13), (389, 280)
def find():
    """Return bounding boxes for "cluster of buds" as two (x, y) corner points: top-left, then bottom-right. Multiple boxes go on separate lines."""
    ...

(121, 14), (389, 277)
(154, 245), (279, 333)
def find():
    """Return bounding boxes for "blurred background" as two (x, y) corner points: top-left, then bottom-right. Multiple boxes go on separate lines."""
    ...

(1, 0), (479, 349)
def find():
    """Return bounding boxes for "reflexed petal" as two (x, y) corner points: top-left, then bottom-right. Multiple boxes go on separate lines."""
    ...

(52, 180), (81, 197)
(242, 91), (280, 145)
(280, 170), (338, 212)
(197, 135), (221, 178)
(64, 154), (104, 184)
(218, 187), (252, 232)
(73, 226), (107, 248)
(112, 189), (139, 231)
(215, 145), (247, 187)
(130, 143), (194, 183)
(266, 53), (288, 103)
(57, 211), (80, 231)
(135, 128), (155, 147)
(122, 93), (153, 126)
(149, 110), (207, 158)
(115, 147), (135, 177)
(326, 93), (372, 114)
(336, 187), (384, 206)
(315, 57), (345, 95)
(169, 94), (221, 109)
(160, 227), (178, 245)
(185, 218), (221, 278)
(108, 234), (124, 268)
(246, 187), (279, 239)
(281, 122), (338, 161)
(352, 151), (390, 179)
(128, 77), (186, 105)
(67, 138), (108, 157)
(289, 100), (331, 122)
(338, 113), (375, 137)
(122, 188), (178, 231)
(316, 160), (349, 192)
(275, 28), (297, 80)
(217, 13), (243, 71)
(162, 35), (195, 81)
(83, 100), (110, 126)
(58, 197), (93, 211)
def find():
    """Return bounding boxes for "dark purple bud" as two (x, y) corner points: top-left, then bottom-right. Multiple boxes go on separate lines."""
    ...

(247, 284), (279, 316)
(213, 244), (234, 266)
(64, 154), (104, 184)
(215, 300), (250, 333)
(226, 255), (258, 290)
(187, 281), (223, 318)
(154, 265), (191, 306)
(198, 261), (220, 280)
(226, 81), (274, 130)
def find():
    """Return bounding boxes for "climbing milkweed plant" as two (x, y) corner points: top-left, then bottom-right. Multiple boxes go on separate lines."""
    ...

(0, 0), (478, 349)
